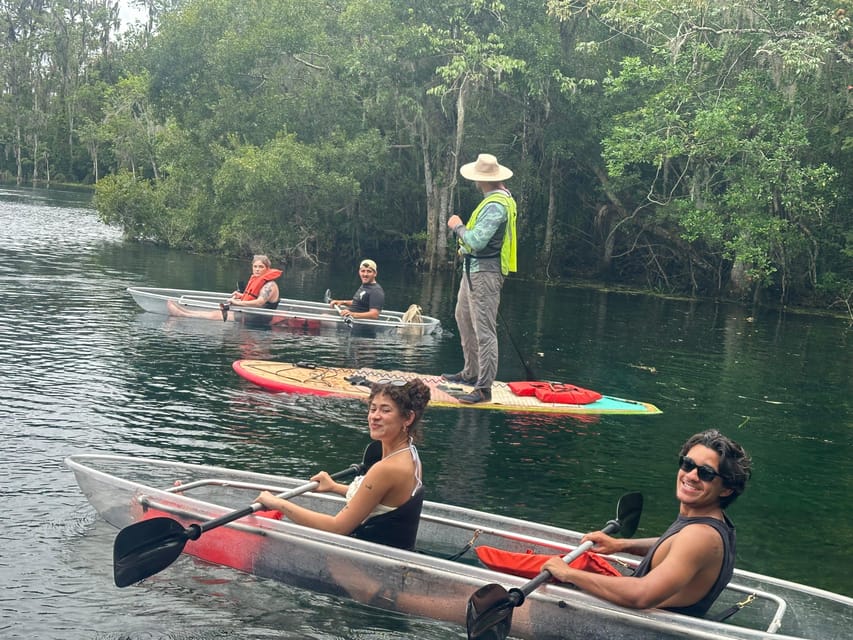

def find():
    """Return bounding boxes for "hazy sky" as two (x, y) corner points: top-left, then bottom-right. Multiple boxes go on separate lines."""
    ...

(118, 1), (145, 28)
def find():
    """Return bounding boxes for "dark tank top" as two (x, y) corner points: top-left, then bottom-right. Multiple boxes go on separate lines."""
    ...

(634, 513), (736, 617)
(350, 487), (424, 550)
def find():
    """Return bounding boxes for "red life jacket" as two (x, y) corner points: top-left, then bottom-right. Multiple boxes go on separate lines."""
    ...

(475, 545), (621, 579)
(507, 381), (603, 405)
(240, 269), (282, 301)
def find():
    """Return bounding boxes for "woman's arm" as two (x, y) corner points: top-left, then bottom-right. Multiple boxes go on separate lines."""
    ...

(255, 463), (394, 535)
(232, 282), (279, 307)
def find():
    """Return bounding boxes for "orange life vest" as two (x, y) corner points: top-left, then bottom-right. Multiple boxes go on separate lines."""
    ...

(240, 269), (282, 301)
(507, 381), (603, 405)
(475, 545), (621, 579)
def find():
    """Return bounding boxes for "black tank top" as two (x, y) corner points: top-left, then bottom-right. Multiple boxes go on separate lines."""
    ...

(350, 487), (424, 550)
(633, 513), (736, 617)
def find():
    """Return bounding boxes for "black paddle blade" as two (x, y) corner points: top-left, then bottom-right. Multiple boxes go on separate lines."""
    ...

(615, 492), (643, 539)
(113, 517), (189, 587)
(466, 584), (522, 640)
(362, 440), (383, 469)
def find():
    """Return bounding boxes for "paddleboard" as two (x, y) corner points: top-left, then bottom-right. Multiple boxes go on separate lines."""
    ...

(232, 360), (662, 415)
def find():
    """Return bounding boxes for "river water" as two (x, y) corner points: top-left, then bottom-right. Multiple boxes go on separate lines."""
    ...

(1, 186), (851, 639)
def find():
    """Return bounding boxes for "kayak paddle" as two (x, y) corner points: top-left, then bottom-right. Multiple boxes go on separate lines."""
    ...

(497, 307), (536, 381)
(323, 288), (352, 326)
(113, 440), (383, 588)
(465, 492), (643, 640)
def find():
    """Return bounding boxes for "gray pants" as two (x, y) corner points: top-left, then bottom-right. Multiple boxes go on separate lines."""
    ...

(455, 271), (504, 389)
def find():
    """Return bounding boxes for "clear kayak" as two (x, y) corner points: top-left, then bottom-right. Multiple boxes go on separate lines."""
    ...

(126, 286), (442, 335)
(66, 453), (852, 640)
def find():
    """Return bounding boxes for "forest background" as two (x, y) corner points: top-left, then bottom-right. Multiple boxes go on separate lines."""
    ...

(2, 0), (851, 315)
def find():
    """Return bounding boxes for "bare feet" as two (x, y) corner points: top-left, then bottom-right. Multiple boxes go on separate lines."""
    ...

(166, 299), (191, 317)
(166, 298), (227, 320)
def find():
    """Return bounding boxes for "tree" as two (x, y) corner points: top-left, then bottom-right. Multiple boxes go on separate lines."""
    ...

(548, 0), (852, 303)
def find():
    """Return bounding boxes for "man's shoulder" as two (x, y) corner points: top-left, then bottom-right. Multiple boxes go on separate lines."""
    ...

(479, 197), (509, 220)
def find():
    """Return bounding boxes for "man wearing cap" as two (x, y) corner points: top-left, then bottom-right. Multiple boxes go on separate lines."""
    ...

(329, 259), (385, 320)
(443, 154), (518, 404)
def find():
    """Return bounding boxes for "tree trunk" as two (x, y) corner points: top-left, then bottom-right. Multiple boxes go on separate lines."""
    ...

(32, 133), (39, 182)
(541, 151), (557, 275)
(422, 79), (467, 271)
(15, 126), (23, 185)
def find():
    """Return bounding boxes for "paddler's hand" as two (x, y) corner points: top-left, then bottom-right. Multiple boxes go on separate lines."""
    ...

(542, 556), (576, 583)
(580, 531), (619, 554)
(255, 490), (278, 508)
(310, 471), (336, 493)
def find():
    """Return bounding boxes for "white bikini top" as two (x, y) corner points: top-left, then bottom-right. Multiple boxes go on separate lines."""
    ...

(346, 442), (422, 519)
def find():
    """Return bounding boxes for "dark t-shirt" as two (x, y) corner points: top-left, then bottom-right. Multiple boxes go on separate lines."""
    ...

(350, 282), (385, 313)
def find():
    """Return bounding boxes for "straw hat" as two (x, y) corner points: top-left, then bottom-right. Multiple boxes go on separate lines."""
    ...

(460, 154), (513, 182)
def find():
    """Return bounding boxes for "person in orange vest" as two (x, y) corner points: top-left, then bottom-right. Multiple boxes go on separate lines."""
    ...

(166, 254), (282, 323)
(224, 254), (282, 313)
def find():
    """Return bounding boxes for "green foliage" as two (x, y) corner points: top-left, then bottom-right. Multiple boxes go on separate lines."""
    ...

(592, 1), (850, 300)
(95, 171), (167, 241)
(6, 0), (852, 312)
(212, 132), (379, 257)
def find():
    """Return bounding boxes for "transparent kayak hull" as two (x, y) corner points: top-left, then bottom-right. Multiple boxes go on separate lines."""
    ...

(126, 286), (442, 335)
(66, 454), (852, 640)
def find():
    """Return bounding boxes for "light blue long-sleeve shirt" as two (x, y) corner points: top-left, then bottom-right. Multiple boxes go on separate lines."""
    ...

(453, 190), (508, 273)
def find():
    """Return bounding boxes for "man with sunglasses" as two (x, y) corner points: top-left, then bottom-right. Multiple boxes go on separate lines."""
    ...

(543, 429), (752, 618)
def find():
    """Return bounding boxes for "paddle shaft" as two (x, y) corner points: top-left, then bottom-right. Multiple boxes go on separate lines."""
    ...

(466, 492), (642, 640)
(193, 463), (361, 537)
(323, 288), (353, 325)
(114, 441), (384, 587)
(518, 519), (619, 596)
(497, 307), (536, 381)
(335, 303), (354, 326)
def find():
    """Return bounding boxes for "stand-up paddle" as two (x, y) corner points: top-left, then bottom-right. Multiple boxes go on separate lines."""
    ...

(324, 288), (352, 326)
(466, 492), (643, 640)
(497, 308), (536, 381)
(113, 441), (383, 587)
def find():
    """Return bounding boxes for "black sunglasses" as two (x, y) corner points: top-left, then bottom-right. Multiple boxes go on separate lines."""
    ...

(678, 455), (724, 482)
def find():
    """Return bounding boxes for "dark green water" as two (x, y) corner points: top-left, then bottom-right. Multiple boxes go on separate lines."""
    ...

(1, 185), (850, 639)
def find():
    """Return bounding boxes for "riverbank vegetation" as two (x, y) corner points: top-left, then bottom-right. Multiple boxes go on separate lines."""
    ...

(2, 1), (851, 314)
